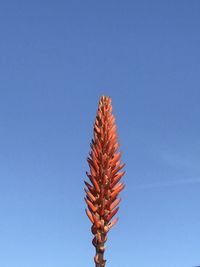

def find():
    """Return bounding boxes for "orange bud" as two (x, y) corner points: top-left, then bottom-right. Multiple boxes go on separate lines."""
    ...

(90, 165), (97, 177)
(112, 163), (125, 176)
(86, 172), (100, 193)
(87, 157), (98, 173)
(111, 151), (122, 165)
(93, 214), (101, 229)
(109, 114), (115, 126)
(84, 189), (96, 202)
(108, 217), (119, 229)
(113, 142), (120, 152)
(94, 124), (100, 134)
(111, 171), (125, 188)
(106, 207), (119, 222)
(109, 124), (117, 137)
(92, 179), (100, 193)
(109, 198), (121, 211)
(84, 181), (94, 193)
(112, 182), (124, 191)
(85, 209), (94, 224)
(110, 183), (125, 198)
(84, 197), (97, 212)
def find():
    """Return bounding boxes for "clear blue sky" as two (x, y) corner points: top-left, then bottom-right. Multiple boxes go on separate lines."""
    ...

(0, 1), (200, 267)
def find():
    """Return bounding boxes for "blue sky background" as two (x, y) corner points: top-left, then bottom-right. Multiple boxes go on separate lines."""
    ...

(0, 1), (200, 267)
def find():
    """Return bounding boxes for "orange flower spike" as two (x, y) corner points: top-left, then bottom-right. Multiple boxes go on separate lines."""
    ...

(84, 95), (125, 267)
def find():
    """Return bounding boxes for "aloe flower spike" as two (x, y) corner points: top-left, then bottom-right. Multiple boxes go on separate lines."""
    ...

(84, 95), (125, 267)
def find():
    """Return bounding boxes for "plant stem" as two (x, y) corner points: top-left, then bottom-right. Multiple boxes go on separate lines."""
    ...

(94, 232), (107, 267)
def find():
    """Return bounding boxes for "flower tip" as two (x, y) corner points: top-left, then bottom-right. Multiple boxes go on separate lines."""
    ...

(100, 95), (111, 101)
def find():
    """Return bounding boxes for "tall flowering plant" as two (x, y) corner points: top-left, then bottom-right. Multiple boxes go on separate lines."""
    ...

(84, 96), (125, 267)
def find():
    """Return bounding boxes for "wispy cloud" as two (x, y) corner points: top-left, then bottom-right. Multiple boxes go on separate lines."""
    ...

(131, 177), (200, 190)
(161, 150), (200, 172)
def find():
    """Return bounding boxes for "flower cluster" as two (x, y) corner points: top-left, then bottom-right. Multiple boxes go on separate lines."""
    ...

(84, 95), (125, 267)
